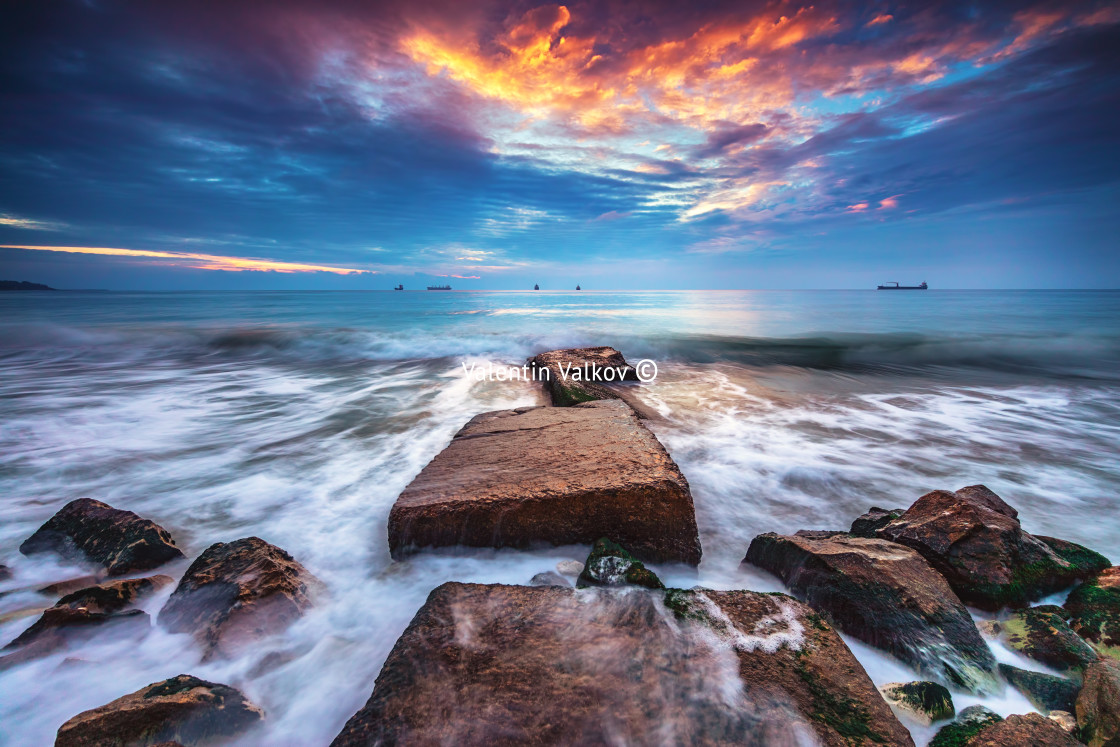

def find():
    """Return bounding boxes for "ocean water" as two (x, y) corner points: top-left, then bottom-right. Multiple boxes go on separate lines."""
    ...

(1, 289), (1118, 745)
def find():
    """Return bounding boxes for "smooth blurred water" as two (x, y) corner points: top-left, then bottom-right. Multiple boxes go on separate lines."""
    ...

(1, 290), (1118, 745)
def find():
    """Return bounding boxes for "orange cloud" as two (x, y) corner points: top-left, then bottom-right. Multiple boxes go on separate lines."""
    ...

(0, 245), (370, 274)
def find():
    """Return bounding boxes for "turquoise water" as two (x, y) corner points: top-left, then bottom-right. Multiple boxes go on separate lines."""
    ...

(1, 290), (1118, 745)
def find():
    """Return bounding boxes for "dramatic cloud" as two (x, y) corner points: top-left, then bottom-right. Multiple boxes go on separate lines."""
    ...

(1, 0), (1118, 288)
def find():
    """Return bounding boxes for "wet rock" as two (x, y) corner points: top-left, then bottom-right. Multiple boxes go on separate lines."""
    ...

(38, 575), (103, 598)
(1065, 566), (1120, 660)
(999, 606), (1099, 672)
(529, 571), (570, 587)
(997, 663), (1080, 713)
(849, 507), (906, 538)
(874, 485), (1109, 610)
(744, 531), (996, 691)
(527, 346), (638, 407)
(55, 576), (173, 615)
(158, 537), (320, 658)
(929, 705), (1003, 747)
(1048, 710), (1078, 732)
(388, 400), (702, 565)
(879, 681), (954, 725)
(20, 499), (183, 576)
(962, 712), (1081, 746)
(555, 559), (584, 576)
(0, 564), (10, 581)
(332, 582), (914, 747)
(55, 674), (263, 747)
(1, 608), (149, 665)
(1077, 658), (1120, 747)
(576, 538), (664, 590)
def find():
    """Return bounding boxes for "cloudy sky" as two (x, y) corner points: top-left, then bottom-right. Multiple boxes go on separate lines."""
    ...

(1, 0), (1118, 289)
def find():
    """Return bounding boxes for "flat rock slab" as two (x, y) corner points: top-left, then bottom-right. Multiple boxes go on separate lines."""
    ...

(332, 582), (913, 747)
(527, 346), (638, 407)
(389, 400), (701, 565)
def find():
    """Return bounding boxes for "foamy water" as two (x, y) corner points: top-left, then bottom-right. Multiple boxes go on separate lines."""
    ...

(1, 291), (1118, 745)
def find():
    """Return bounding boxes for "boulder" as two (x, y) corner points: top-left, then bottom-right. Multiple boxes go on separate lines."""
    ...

(576, 538), (664, 590)
(961, 712), (1081, 746)
(20, 499), (184, 576)
(874, 486), (1109, 610)
(929, 705), (1003, 747)
(1077, 659), (1120, 747)
(999, 607), (1099, 672)
(997, 663), (1080, 713)
(879, 681), (954, 725)
(158, 537), (320, 658)
(331, 582), (914, 746)
(556, 559), (584, 576)
(55, 576), (173, 615)
(54, 674), (263, 746)
(849, 507), (906, 538)
(388, 401), (702, 565)
(38, 575), (103, 598)
(743, 531), (996, 691)
(527, 346), (638, 407)
(528, 571), (570, 587)
(1065, 566), (1120, 660)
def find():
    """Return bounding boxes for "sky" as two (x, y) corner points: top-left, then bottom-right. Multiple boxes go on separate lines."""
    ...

(1, 0), (1118, 290)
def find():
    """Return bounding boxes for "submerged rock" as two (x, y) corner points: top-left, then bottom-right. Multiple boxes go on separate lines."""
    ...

(849, 507), (906, 538)
(879, 681), (954, 725)
(1077, 658), (1120, 747)
(158, 537), (320, 658)
(577, 538), (664, 590)
(0, 564), (10, 581)
(529, 571), (570, 587)
(1, 608), (149, 666)
(874, 485), (1108, 610)
(929, 705), (1003, 747)
(997, 663), (1080, 713)
(55, 576), (173, 615)
(527, 346), (639, 407)
(999, 607), (1099, 672)
(744, 531), (996, 691)
(55, 674), (263, 746)
(1065, 566), (1120, 660)
(331, 582), (914, 746)
(388, 400), (702, 565)
(20, 499), (183, 576)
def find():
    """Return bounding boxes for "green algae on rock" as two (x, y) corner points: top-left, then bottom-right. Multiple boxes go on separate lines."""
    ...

(879, 681), (955, 725)
(577, 538), (664, 589)
(1065, 566), (1120, 661)
(1000, 607), (1099, 672)
(929, 705), (1003, 747)
(998, 663), (1080, 713)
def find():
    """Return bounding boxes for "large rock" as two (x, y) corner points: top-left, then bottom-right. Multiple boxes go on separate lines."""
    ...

(331, 582), (913, 746)
(527, 346), (638, 407)
(997, 663), (1080, 713)
(20, 499), (184, 576)
(1077, 659), (1120, 747)
(388, 401), (702, 565)
(929, 706), (1003, 747)
(158, 537), (320, 657)
(55, 674), (263, 746)
(962, 712), (1081, 746)
(744, 531), (996, 691)
(874, 485), (1109, 610)
(55, 576), (173, 614)
(1065, 566), (1120, 660)
(999, 606), (1099, 672)
(849, 507), (905, 538)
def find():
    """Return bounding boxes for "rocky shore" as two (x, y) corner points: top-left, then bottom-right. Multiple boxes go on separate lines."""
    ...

(0, 346), (1117, 746)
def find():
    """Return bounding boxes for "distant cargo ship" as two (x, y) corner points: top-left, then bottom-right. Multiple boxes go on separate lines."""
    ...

(877, 281), (928, 290)
(394, 284), (404, 290)
(427, 284), (451, 290)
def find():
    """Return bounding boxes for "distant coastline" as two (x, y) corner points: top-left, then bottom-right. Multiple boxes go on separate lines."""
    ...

(0, 280), (54, 291)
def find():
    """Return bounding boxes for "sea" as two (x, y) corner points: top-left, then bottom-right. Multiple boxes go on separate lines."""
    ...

(1, 289), (1118, 745)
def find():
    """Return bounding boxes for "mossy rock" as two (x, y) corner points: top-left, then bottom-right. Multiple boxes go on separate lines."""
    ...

(929, 705), (1003, 747)
(1001, 607), (1099, 672)
(1065, 567), (1120, 662)
(998, 663), (1080, 713)
(577, 538), (664, 590)
(879, 681), (955, 724)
